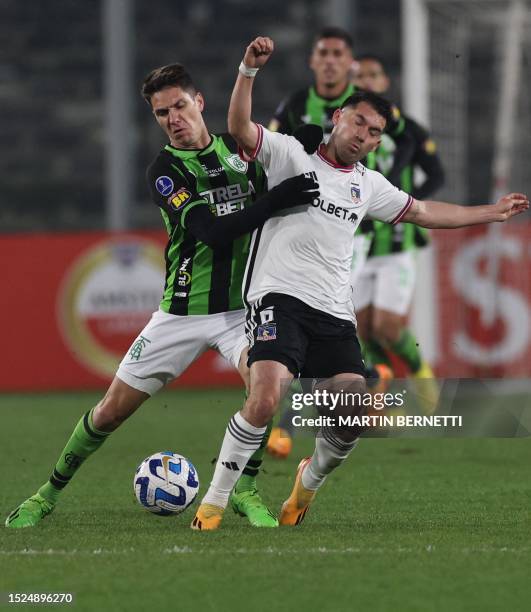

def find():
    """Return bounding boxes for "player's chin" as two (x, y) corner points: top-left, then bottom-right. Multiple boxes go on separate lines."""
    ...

(342, 149), (360, 164)
(173, 135), (194, 148)
(322, 72), (339, 85)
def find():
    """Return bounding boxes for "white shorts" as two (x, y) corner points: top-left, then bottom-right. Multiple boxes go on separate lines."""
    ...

(116, 309), (248, 395)
(353, 251), (417, 316)
(350, 233), (373, 287)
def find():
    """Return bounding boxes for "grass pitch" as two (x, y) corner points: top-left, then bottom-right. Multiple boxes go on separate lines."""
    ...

(1, 391), (530, 611)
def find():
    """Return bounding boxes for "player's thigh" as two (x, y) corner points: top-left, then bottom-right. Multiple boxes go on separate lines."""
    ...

(372, 251), (417, 316)
(246, 293), (309, 378)
(116, 309), (209, 396)
(301, 311), (366, 382)
(371, 308), (405, 344)
(210, 308), (249, 377)
(208, 308), (249, 391)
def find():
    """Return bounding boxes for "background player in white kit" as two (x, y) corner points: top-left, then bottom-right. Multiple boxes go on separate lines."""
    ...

(191, 37), (529, 531)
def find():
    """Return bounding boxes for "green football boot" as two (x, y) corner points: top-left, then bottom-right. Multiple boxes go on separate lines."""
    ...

(5, 494), (55, 529)
(230, 487), (279, 528)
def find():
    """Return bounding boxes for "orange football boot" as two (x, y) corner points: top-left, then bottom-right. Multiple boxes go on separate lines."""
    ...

(279, 457), (316, 526)
(266, 427), (293, 459)
(190, 503), (224, 531)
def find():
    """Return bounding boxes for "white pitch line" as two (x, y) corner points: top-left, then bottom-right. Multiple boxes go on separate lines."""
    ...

(1, 546), (529, 556)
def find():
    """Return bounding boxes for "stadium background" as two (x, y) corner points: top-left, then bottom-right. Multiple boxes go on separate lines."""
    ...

(1, 0), (530, 389)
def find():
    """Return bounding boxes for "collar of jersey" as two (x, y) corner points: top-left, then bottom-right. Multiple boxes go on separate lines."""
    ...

(317, 144), (355, 172)
(309, 83), (355, 105)
(164, 135), (216, 159)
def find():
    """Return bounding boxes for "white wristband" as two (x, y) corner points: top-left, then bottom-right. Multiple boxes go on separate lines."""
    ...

(239, 61), (259, 78)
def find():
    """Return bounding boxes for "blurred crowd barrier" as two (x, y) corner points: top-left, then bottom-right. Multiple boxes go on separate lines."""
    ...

(0, 231), (240, 391)
(433, 224), (531, 378)
(1, 222), (529, 391)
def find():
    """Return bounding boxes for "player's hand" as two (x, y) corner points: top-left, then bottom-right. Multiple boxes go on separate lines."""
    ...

(243, 37), (274, 69)
(268, 174), (319, 211)
(493, 193), (529, 221)
(293, 124), (324, 154)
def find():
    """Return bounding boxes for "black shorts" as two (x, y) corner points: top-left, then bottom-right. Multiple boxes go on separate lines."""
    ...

(246, 293), (365, 379)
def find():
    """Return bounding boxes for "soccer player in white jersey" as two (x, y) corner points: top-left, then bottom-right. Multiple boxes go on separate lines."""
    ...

(191, 37), (529, 530)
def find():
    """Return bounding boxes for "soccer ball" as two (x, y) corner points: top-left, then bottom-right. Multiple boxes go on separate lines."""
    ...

(133, 451), (199, 516)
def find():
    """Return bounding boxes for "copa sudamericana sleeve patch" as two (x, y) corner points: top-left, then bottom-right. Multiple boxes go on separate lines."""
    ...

(168, 188), (193, 211)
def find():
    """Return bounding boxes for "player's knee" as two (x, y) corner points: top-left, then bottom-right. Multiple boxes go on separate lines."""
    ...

(92, 398), (123, 432)
(321, 376), (367, 442)
(372, 316), (402, 345)
(92, 382), (147, 432)
(243, 393), (278, 427)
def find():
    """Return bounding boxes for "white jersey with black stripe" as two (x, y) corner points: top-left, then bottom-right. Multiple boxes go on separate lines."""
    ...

(242, 125), (413, 322)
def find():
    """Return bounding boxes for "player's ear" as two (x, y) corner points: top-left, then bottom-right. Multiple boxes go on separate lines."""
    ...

(332, 108), (342, 126)
(195, 92), (205, 112)
(309, 47), (318, 71)
(369, 136), (382, 152)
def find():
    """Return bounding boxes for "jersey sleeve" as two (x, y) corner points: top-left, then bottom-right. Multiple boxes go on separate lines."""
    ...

(365, 167), (414, 225)
(239, 124), (303, 178)
(146, 155), (208, 229)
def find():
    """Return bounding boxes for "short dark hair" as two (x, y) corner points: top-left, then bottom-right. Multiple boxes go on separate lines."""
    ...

(141, 63), (197, 105)
(341, 91), (393, 129)
(355, 53), (387, 73)
(313, 26), (353, 50)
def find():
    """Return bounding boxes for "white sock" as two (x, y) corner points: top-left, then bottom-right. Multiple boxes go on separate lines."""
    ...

(301, 427), (359, 491)
(201, 412), (267, 508)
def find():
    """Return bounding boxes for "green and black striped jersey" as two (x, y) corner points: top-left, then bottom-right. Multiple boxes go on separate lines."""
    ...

(359, 147), (420, 256)
(358, 117), (436, 257)
(270, 84), (357, 137)
(146, 134), (266, 316)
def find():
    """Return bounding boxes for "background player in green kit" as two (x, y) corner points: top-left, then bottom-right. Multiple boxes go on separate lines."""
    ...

(269, 27), (356, 136)
(351, 55), (445, 407)
(5, 64), (318, 530)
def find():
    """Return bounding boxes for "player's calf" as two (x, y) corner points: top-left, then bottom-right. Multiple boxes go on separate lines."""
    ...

(92, 377), (148, 431)
(280, 375), (365, 526)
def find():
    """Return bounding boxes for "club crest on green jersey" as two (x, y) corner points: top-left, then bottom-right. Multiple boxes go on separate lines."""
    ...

(224, 154), (248, 174)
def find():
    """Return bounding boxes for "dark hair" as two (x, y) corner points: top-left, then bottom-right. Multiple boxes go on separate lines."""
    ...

(141, 63), (197, 105)
(355, 53), (387, 73)
(341, 91), (393, 129)
(313, 26), (353, 50)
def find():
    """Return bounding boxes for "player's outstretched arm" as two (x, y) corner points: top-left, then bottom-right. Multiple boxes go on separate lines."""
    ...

(228, 37), (274, 156)
(402, 193), (529, 228)
(186, 174), (318, 249)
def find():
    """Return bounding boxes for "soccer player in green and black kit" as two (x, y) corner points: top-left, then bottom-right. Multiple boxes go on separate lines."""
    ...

(5, 64), (318, 529)
(351, 55), (445, 409)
